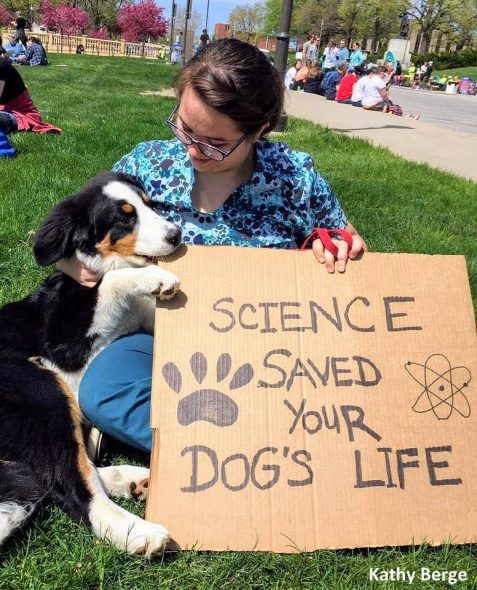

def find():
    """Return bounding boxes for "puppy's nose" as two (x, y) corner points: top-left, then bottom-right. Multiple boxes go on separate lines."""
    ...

(166, 227), (182, 248)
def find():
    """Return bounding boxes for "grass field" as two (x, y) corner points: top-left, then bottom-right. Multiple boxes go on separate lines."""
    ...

(436, 66), (477, 79)
(1, 53), (477, 590)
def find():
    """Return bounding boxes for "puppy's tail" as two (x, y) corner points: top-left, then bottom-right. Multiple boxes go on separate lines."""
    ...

(0, 461), (46, 546)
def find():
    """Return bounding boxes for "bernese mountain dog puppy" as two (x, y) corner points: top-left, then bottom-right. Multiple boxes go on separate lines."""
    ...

(0, 172), (181, 556)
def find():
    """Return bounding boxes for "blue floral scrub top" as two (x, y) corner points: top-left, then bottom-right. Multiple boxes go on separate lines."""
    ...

(113, 138), (348, 249)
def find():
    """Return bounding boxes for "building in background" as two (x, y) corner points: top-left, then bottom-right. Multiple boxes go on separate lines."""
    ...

(214, 23), (230, 39)
(214, 23), (279, 52)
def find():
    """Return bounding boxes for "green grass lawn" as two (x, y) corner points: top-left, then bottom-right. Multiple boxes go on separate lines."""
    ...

(1, 53), (477, 590)
(436, 66), (477, 79)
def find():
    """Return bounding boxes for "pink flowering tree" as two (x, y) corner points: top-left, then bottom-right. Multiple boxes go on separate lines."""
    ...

(118, 0), (167, 50)
(0, 6), (13, 27)
(90, 27), (109, 40)
(41, 1), (90, 35)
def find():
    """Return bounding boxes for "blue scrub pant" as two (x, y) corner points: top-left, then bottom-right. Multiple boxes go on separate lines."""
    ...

(79, 333), (154, 453)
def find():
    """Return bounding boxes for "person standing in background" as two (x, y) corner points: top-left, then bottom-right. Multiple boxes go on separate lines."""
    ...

(302, 34), (313, 63)
(337, 39), (349, 63)
(306, 35), (318, 64)
(322, 41), (339, 70)
(349, 42), (366, 67)
(199, 29), (210, 47)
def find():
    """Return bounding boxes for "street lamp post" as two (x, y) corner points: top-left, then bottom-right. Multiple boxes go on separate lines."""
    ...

(181, 0), (193, 66)
(274, 0), (294, 132)
(169, 1), (176, 63)
(205, 0), (210, 32)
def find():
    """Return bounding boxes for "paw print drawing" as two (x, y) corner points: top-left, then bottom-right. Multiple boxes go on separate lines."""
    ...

(162, 352), (254, 427)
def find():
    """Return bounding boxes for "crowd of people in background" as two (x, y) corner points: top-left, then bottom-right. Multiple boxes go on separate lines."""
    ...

(285, 37), (420, 119)
(0, 15), (49, 68)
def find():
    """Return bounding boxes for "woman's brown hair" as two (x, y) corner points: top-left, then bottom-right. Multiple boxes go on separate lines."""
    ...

(175, 38), (284, 137)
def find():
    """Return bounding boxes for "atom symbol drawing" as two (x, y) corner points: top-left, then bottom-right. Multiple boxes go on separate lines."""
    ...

(405, 354), (472, 420)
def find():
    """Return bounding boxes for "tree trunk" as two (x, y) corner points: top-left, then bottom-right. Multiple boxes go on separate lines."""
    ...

(418, 31), (430, 53)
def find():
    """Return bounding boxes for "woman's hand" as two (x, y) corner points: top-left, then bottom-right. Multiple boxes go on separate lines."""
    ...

(312, 223), (367, 273)
(56, 257), (103, 287)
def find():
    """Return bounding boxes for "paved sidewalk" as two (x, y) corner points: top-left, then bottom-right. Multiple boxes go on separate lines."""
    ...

(285, 90), (477, 182)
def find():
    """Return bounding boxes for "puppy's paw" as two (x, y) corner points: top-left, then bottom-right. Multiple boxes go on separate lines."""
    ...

(126, 520), (169, 558)
(98, 465), (150, 500)
(130, 477), (149, 501)
(141, 266), (180, 300)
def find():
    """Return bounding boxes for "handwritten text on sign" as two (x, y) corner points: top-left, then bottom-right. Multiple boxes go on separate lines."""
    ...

(161, 294), (471, 495)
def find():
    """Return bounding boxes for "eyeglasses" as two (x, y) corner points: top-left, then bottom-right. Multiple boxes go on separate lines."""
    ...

(166, 105), (248, 162)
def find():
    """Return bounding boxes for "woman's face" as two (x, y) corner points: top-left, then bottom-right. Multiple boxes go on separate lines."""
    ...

(177, 86), (256, 174)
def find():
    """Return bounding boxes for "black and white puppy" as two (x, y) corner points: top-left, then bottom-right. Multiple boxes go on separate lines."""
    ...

(0, 172), (181, 556)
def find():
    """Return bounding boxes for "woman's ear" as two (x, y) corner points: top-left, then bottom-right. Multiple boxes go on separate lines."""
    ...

(252, 123), (269, 142)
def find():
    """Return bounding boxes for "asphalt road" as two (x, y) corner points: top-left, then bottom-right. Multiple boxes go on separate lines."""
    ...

(388, 87), (477, 135)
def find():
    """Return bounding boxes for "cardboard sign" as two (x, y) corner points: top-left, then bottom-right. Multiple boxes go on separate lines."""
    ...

(146, 246), (477, 552)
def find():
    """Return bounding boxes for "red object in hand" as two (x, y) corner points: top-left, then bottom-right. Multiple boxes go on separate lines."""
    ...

(300, 228), (354, 257)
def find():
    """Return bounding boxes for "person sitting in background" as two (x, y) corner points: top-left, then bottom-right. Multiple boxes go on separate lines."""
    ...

(303, 66), (325, 94)
(350, 66), (372, 107)
(292, 61), (309, 90)
(23, 37), (48, 66)
(336, 66), (363, 104)
(349, 42), (365, 68)
(284, 60), (303, 89)
(76, 44), (85, 55)
(320, 61), (348, 100)
(383, 60), (395, 90)
(361, 66), (390, 110)
(0, 58), (60, 134)
(3, 34), (26, 64)
(57, 38), (366, 456)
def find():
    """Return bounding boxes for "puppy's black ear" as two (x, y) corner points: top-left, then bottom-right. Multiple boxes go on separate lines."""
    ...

(33, 201), (79, 266)
(113, 172), (145, 193)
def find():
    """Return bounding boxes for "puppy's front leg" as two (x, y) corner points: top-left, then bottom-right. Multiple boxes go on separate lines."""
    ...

(88, 266), (180, 343)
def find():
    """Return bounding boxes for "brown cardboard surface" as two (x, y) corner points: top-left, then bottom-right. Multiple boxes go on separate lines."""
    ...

(146, 246), (477, 552)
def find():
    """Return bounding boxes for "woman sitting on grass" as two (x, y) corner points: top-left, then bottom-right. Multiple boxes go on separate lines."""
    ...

(57, 39), (367, 457)
(22, 37), (48, 67)
(0, 57), (60, 136)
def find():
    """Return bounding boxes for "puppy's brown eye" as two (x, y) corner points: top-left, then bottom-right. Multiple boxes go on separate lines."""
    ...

(121, 203), (135, 214)
(141, 193), (150, 204)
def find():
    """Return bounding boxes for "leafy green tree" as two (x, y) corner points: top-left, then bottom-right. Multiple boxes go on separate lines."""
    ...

(264, 0), (309, 36)
(229, 2), (265, 41)
(448, 0), (477, 49)
(357, 0), (401, 51)
(338, 0), (365, 41)
(404, 0), (459, 52)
